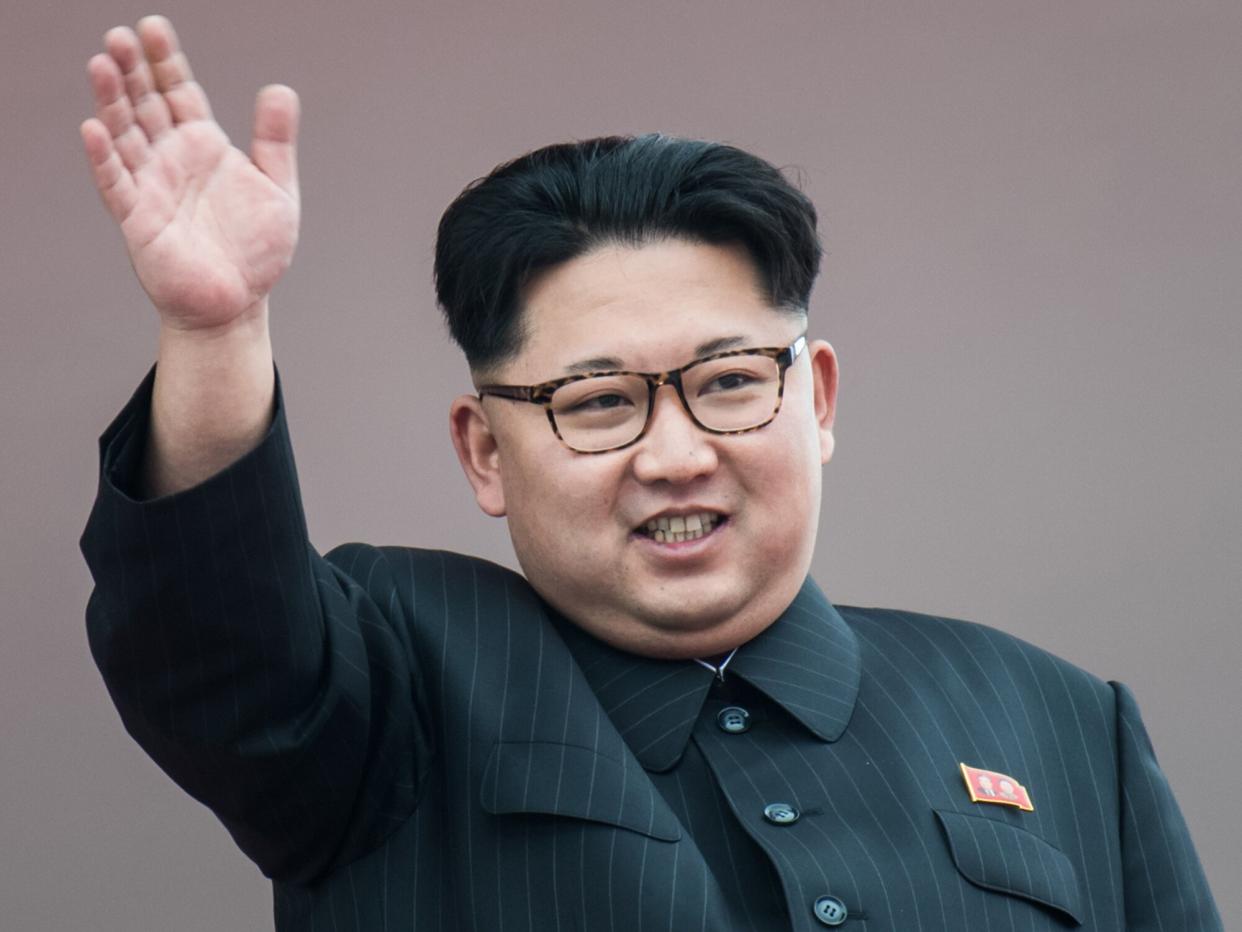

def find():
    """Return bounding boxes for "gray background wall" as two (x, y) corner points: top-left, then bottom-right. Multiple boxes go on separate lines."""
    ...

(2, 0), (1238, 928)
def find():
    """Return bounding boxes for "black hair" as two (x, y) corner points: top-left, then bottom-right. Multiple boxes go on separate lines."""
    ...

(433, 133), (822, 372)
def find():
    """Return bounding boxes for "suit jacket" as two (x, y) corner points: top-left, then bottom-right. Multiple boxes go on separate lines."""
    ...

(81, 366), (1221, 931)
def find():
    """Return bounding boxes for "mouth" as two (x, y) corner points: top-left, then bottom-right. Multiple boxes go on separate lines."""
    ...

(633, 511), (728, 544)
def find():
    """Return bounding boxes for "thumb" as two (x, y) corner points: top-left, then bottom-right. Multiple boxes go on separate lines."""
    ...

(250, 84), (299, 198)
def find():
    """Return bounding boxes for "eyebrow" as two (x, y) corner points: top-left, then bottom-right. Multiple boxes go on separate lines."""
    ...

(562, 335), (750, 375)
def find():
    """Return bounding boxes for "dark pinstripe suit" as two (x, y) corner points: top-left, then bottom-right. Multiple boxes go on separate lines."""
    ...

(81, 367), (1221, 930)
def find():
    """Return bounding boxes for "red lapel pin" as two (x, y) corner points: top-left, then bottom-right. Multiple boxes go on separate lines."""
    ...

(959, 763), (1034, 811)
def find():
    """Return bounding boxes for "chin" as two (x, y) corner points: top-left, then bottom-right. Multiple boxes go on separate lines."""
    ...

(636, 602), (736, 635)
(627, 582), (751, 633)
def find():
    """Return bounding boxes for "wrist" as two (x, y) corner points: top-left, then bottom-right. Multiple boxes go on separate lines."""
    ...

(157, 297), (272, 348)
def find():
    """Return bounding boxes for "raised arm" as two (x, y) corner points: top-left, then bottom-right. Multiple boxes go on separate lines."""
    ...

(79, 23), (423, 884)
(81, 15), (300, 497)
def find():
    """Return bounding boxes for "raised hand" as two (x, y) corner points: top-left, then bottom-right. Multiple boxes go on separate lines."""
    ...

(81, 16), (300, 332)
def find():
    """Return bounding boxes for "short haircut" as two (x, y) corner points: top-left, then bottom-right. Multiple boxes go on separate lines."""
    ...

(433, 133), (822, 372)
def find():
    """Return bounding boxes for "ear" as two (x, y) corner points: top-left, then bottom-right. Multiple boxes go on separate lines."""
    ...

(449, 394), (507, 517)
(807, 339), (839, 465)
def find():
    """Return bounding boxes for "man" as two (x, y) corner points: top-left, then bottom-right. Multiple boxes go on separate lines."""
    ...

(78, 16), (1221, 931)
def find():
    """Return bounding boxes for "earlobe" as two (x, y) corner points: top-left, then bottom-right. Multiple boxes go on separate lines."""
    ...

(808, 339), (839, 465)
(449, 395), (507, 517)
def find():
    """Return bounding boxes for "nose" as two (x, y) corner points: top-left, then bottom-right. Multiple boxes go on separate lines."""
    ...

(630, 383), (719, 485)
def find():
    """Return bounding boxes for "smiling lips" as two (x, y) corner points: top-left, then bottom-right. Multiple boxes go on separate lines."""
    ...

(638, 512), (725, 543)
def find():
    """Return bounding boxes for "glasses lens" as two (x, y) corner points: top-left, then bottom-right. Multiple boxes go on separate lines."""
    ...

(683, 354), (782, 431)
(550, 375), (648, 452)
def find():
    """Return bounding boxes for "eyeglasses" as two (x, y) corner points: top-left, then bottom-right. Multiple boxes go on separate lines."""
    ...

(478, 335), (807, 453)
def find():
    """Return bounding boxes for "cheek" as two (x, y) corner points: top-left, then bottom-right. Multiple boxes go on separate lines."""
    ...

(755, 405), (822, 481)
(503, 451), (623, 548)
(737, 418), (823, 529)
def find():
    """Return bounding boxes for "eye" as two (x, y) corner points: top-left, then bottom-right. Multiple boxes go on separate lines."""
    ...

(550, 375), (645, 419)
(569, 392), (635, 412)
(701, 370), (758, 394)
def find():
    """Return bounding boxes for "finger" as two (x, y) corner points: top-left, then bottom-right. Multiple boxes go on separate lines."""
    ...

(136, 15), (213, 124)
(81, 118), (139, 223)
(251, 85), (300, 199)
(104, 26), (173, 142)
(87, 52), (151, 173)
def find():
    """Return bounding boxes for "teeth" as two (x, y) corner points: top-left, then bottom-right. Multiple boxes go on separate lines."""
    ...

(639, 511), (725, 542)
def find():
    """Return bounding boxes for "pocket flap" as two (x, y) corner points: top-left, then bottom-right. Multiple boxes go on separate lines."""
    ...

(934, 809), (1083, 926)
(481, 741), (682, 842)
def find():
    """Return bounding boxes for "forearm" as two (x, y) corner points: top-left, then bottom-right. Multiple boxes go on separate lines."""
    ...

(82, 366), (419, 882)
(142, 300), (276, 498)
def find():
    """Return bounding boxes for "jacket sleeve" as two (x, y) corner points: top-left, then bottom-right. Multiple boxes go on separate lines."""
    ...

(1113, 680), (1223, 929)
(79, 364), (425, 884)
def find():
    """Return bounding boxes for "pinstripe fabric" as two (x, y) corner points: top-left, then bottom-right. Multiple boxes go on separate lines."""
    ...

(81, 366), (1222, 930)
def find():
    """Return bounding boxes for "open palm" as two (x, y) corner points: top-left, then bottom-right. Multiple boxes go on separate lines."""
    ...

(81, 17), (299, 331)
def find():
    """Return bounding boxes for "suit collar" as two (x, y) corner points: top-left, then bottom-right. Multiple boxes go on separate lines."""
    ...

(729, 577), (861, 743)
(550, 613), (713, 772)
(550, 577), (861, 772)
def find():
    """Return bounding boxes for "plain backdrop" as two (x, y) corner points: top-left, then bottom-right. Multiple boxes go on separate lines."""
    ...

(2, 0), (1239, 928)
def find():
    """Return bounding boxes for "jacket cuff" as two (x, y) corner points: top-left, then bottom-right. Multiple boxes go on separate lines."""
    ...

(95, 362), (290, 505)
(78, 361), (315, 662)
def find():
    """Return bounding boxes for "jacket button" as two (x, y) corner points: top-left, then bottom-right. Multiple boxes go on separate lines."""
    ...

(763, 802), (799, 825)
(813, 895), (848, 926)
(717, 706), (751, 734)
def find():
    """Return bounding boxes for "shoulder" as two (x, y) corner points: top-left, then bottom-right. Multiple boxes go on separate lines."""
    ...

(324, 542), (523, 583)
(834, 603), (1115, 708)
(320, 542), (543, 618)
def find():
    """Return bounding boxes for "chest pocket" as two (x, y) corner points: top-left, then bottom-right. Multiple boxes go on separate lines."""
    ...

(934, 809), (1083, 926)
(480, 741), (682, 842)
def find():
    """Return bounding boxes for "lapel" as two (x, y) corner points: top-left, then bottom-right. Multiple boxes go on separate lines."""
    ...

(551, 576), (863, 772)
(478, 591), (685, 841)
(729, 576), (861, 742)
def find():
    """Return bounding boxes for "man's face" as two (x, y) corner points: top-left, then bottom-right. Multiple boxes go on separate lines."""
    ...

(450, 239), (838, 659)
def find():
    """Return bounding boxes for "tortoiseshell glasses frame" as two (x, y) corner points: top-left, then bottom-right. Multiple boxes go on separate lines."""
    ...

(477, 335), (807, 454)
